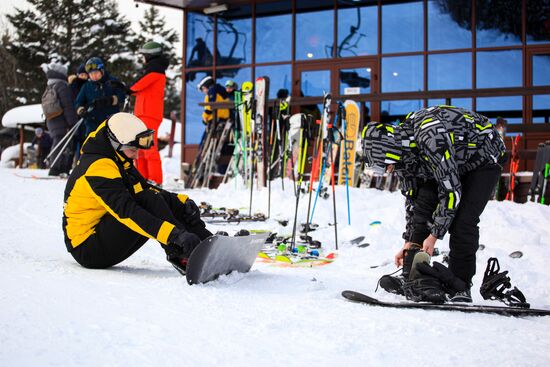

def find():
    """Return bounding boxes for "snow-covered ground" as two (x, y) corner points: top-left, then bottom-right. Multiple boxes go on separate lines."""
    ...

(1, 149), (550, 366)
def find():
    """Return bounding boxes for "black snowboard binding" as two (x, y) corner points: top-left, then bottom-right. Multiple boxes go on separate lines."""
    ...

(480, 257), (530, 308)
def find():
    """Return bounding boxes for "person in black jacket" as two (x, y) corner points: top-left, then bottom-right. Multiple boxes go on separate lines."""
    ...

(63, 112), (211, 273)
(30, 127), (53, 169)
(362, 106), (506, 303)
(43, 62), (78, 176)
(68, 63), (88, 160)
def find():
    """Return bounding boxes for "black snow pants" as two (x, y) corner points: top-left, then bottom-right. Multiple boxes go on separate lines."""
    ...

(409, 163), (502, 284)
(71, 189), (212, 269)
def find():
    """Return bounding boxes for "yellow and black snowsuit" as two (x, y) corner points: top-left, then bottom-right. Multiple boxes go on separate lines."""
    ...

(63, 122), (210, 268)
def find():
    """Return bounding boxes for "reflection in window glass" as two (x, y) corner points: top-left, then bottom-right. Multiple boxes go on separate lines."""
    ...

(477, 50), (522, 88)
(216, 67), (252, 93)
(255, 65), (291, 98)
(337, 6), (377, 57)
(428, 53), (471, 91)
(382, 55), (423, 92)
(382, 1), (423, 53)
(381, 100), (423, 124)
(526, 1), (550, 44)
(339, 68), (371, 95)
(186, 13), (214, 68)
(533, 95), (550, 123)
(428, 98), (472, 110)
(476, 0), (521, 47)
(186, 71), (211, 144)
(217, 17), (252, 66)
(296, 10), (334, 60)
(301, 70), (331, 97)
(256, 13), (292, 62)
(476, 96), (522, 124)
(533, 54), (550, 86)
(428, 0), (471, 50)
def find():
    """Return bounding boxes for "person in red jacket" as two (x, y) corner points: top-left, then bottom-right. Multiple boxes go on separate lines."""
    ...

(130, 41), (169, 185)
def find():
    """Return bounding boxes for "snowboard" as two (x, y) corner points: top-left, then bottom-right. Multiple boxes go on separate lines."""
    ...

(185, 233), (268, 285)
(341, 290), (550, 317)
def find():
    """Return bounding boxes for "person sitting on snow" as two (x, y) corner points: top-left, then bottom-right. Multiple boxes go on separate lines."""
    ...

(362, 106), (506, 303)
(62, 112), (212, 273)
(75, 57), (126, 138)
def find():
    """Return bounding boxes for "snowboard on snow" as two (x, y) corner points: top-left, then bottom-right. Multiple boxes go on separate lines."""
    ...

(184, 233), (269, 285)
(341, 290), (550, 317)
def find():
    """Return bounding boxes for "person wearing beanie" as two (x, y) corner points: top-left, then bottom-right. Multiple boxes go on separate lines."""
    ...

(129, 41), (170, 185)
(68, 63), (89, 159)
(225, 79), (238, 101)
(362, 106), (506, 304)
(42, 61), (78, 176)
(75, 57), (126, 138)
(30, 127), (53, 169)
(62, 112), (212, 274)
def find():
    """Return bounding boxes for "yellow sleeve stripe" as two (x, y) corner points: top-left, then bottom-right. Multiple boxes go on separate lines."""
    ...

(157, 222), (175, 245)
(86, 158), (122, 179)
(177, 194), (189, 204)
(448, 192), (455, 209)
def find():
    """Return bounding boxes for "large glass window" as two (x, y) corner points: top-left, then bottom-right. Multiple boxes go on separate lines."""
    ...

(533, 95), (550, 124)
(216, 67), (252, 92)
(533, 54), (550, 86)
(477, 50), (522, 88)
(476, 0), (521, 47)
(186, 13), (214, 68)
(381, 100), (423, 124)
(255, 65), (292, 97)
(300, 70), (331, 97)
(216, 17), (252, 66)
(256, 12), (292, 63)
(337, 3), (377, 57)
(296, 9), (334, 60)
(526, 1), (550, 44)
(427, 0), (472, 50)
(428, 52), (471, 90)
(382, 55), (423, 92)
(476, 96), (522, 124)
(185, 71), (212, 144)
(428, 98), (472, 110)
(382, 1), (423, 53)
(339, 67), (371, 95)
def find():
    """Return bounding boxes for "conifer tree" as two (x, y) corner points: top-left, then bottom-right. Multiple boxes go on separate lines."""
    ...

(136, 6), (181, 119)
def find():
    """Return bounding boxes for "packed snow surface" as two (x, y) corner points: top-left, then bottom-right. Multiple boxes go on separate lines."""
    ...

(1, 160), (550, 366)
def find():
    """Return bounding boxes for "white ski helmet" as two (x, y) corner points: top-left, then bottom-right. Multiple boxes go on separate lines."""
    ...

(107, 112), (155, 151)
(197, 75), (214, 91)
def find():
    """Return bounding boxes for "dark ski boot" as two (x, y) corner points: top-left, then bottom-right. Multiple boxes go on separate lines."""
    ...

(378, 244), (422, 296)
(449, 289), (472, 303)
(403, 251), (447, 304)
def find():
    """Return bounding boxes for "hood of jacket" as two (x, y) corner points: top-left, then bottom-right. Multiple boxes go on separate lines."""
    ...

(144, 55), (169, 75)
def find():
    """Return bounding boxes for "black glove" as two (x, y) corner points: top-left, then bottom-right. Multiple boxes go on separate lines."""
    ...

(182, 199), (202, 227)
(167, 229), (201, 259)
(93, 96), (113, 108)
(416, 261), (468, 293)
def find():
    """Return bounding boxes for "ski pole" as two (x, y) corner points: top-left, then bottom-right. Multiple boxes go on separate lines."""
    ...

(45, 118), (83, 161)
(49, 121), (81, 170)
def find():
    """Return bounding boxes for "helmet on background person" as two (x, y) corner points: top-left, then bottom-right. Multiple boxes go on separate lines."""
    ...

(107, 113), (155, 152)
(361, 122), (403, 175)
(197, 75), (214, 91)
(85, 57), (105, 73)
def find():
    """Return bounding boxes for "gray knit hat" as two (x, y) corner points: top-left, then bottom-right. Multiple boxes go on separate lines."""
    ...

(46, 62), (68, 77)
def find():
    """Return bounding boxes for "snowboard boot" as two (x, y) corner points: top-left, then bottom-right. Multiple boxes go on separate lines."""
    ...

(167, 255), (188, 276)
(378, 244), (423, 296)
(449, 288), (472, 303)
(403, 251), (446, 304)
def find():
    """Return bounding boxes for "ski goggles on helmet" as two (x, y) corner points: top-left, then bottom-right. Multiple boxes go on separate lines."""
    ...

(85, 60), (104, 72)
(123, 129), (155, 150)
